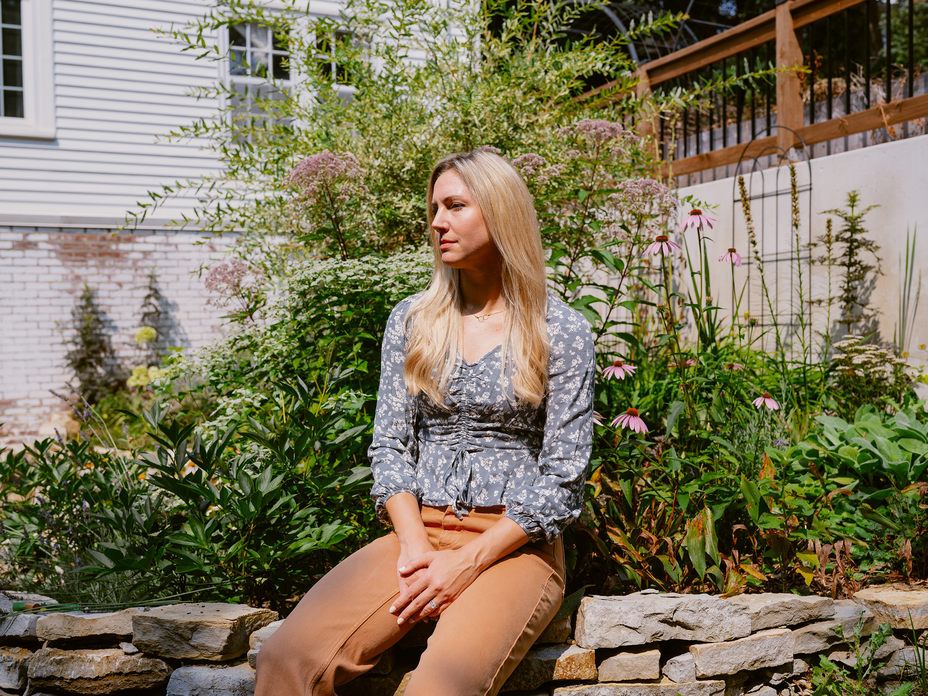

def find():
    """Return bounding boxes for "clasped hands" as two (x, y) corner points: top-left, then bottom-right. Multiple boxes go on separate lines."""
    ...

(388, 543), (482, 626)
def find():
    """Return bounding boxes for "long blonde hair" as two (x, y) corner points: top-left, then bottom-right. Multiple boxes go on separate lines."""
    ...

(404, 150), (549, 407)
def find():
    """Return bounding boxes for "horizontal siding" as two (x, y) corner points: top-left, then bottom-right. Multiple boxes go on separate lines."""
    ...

(0, 0), (225, 225)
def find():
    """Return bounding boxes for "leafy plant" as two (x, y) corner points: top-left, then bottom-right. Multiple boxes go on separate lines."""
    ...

(63, 284), (126, 404)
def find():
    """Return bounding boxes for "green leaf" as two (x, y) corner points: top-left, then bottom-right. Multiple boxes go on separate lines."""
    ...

(740, 475), (761, 524)
(684, 513), (707, 580)
(899, 438), (928, 455)
(556, 585), (591, 619)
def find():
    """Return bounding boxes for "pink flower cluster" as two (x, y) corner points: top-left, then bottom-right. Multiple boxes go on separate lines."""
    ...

(609, 178), (676, 219)
(287, 151), (366, 206)
(204, 259), (250, 295)
(559, 119), (625, 145)
(511, 153), (564, 185)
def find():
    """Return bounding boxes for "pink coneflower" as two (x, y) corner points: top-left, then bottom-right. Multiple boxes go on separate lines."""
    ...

(603, 360), (637, 380)
(669, 358), (698, 368)
(679, 208), (717, 234)
(611, 408), (648, 434)
(593, 411), (604, 426)
(752, 393), (780, 411)
(719, 248), (742, 266)
(645, 235), (682, 256)
(726, 362), (745, 371)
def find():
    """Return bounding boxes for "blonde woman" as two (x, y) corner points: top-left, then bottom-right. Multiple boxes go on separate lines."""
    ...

(255, 149), (595, 696)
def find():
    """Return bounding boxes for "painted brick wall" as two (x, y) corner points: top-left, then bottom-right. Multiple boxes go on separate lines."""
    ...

(0, 226), (235, 446)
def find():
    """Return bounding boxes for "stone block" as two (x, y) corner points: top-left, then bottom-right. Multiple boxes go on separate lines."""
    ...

(575, 594), (751, 649)
(690, 628), (793, 677)
(538, 614), (573, 644)
(0, 646), (31, 692)
(792, 602), (878, 655)
(763, 658), (810, 685)
(853, 587), (928, 630)
(132, 603), (278, 661)
(747, 688), (776, 696)
(875, 647), (928, 679)
(0, 592), (56, 614)
(599, 648), (661, 682)
(36, 609), (140, 642)
(502, 644), (596, 691)
(166, 663), (255, 696)
(727, 593), (834, 631)
(663, 652), (696, 683)
(245, 619), (279, 650)
(27, 647), (172, 695)
(827, 635), (905, 669)
(0, 615), (40, 643)
(552, 679), (725, 696)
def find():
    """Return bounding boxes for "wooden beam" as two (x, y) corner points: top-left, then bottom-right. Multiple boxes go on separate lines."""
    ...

(791, 0), (869, 29)
(798, 93), (928, 144)
(663, 135), (779, 177)
(646, 12), (776, 87)
(776, 0), (804, 151)
(664, 93), (928, 178)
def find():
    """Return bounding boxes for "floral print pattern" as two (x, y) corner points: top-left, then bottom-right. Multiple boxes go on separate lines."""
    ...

(369, 292), (595, 544)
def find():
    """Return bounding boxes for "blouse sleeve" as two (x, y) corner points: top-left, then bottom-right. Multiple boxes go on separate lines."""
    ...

(368, 297), (421, 522)
(504, 305), (596, 544)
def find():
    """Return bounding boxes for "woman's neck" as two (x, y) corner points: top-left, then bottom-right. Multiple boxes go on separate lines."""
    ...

(459, 266), (505, 314)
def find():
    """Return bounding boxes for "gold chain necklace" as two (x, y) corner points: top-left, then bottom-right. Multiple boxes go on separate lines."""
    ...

(464, 308), (507, 323)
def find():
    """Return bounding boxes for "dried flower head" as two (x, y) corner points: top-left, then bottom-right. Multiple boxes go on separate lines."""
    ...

(134, 326), (157, 345)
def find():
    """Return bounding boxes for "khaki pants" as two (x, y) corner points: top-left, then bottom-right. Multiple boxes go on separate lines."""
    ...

(255, 505), (566, 696)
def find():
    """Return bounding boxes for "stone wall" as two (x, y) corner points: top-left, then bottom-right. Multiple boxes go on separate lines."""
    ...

(0, 226), (235, 448)
(2, 587), (926, 695)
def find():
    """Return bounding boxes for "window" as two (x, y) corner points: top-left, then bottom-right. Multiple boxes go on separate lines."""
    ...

(0, 0), (54, 139)
(1, 0), (24, 118)
(227, 22), (291, 134)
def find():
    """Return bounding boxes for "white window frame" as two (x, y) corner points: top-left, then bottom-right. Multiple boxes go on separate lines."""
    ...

(0, 0), (55, 140)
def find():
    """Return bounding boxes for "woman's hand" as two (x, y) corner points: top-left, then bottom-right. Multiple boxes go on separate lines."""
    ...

(389, 516), (530, 625)
(395, 538), (434, 601)
(390, 546), (483, 624)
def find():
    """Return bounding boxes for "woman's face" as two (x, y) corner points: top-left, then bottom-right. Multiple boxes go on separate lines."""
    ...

(430, 170), (501, 273)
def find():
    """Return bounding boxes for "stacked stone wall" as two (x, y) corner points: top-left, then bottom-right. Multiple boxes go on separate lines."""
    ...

(2, 588), (926, 695)
(0, 226), (235, 447)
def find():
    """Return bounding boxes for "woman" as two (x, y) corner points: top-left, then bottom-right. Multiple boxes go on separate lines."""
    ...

(255, 149), (595, 696)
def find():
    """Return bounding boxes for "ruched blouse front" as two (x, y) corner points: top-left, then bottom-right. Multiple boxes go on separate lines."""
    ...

(368, 293), (596, 544)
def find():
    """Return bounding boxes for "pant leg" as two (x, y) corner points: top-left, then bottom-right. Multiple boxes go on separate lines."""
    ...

(255, 532), (411, 696)
(405, 511), (566, 696)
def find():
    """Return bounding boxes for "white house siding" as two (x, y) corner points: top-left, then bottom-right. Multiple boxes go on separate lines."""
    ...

(0, 0), (220, 228)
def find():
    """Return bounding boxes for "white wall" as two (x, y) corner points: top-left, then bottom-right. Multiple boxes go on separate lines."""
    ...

(678, 133), (928, 364)
(0, 0), (220, 229)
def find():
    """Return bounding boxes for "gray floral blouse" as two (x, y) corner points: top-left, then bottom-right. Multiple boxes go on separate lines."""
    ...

(368, 292), (595, 544)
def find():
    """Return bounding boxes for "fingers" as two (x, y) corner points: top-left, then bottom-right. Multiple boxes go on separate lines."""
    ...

(398, 551), (434, 577)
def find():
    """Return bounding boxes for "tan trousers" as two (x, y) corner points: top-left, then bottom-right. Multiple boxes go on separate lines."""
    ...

(255, 505), (566, 696)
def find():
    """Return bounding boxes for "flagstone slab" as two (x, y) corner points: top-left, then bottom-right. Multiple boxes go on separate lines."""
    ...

(727, 593), (834, 631)
(132, 603), (278, 662)
(853, 587), (928, 630)
(36, 609), (140, 642)
(0, 645), (31, 692)
(166, 663), (255, 696)
(552, 679), (725, 696)
(575, 594), (751, 649)
(792, 601), (878, 654)
(690, 628), (793, 677)
(27, 647), (171, 695)
(663, 653), (696, 683)
(502, 644), (596, 691)
(598, 647), (661, 682)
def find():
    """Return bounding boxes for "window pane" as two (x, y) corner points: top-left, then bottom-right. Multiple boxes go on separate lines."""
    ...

(1, 0), (22, 26)
(229, 48), (247, 76)
(273, 53), (289, 80)
(2, 57), (22, 86)
(229, 24), (247, 48)
(2, 27), (22, 56)
(251, 51), (269, 78)
(3, 88), (23, 118)
(250, 25), (270, 50)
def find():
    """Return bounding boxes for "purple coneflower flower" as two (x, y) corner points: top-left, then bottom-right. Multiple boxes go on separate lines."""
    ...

(752, 393), (780, 411)
(645, 235), (681, 256)
(611, 408), (648, 434)
(593, 411), (604, 426)
(719, 248), (742, 266)
(679, 208), (717, 233)
(669, 358), (698, 368)
(603, 360), (636, 380)
(725, 362), (745, 371)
